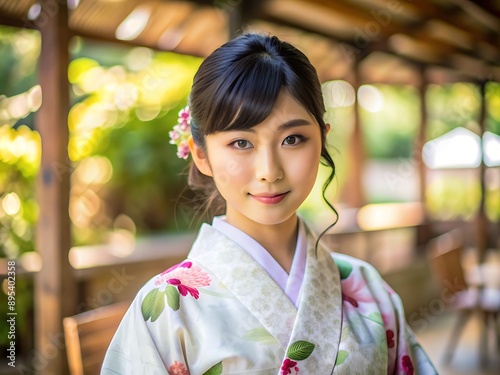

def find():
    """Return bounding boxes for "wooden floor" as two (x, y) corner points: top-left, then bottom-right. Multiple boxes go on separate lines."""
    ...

(415, 311), (500, 375)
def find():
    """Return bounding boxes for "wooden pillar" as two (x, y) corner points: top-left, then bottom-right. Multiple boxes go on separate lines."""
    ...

(344, 57), (365, 208)
(417, 66), (428, 222)
(34, 1), (75, 374)
(226, 0), (243, 39)
(476, 80), (489, 263)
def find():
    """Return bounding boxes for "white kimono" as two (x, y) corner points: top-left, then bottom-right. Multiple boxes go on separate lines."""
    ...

(102, 220), (437, 375)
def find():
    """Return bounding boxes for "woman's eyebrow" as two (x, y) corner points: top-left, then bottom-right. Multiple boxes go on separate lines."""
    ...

(277, 118), (312, 131)
(236, 119), (312, 133)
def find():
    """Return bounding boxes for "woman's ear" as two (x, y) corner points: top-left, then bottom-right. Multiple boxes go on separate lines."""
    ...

(188, 136), (213, 177)
(325, 123), (331, 135)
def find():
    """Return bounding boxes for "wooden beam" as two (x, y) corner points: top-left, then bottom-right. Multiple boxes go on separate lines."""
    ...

(261, 0), (500, 74)
(402, 0), (500, 57)
(471, 0), (500, 20)
(259, 9), (500, 82)
(34, 1), (76, 374)
(0, 15), (37, 29)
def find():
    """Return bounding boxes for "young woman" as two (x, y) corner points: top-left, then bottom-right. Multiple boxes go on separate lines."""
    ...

(102, 33), (436, 375)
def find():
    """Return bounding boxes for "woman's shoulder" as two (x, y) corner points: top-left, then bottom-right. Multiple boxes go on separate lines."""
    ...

(328, 251), (391, 289)
(330, 251), (379, 274)
(137, 258), (212, 296)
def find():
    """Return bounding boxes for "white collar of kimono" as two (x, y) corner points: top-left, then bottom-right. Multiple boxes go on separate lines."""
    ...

(211, 215), (306, 308)
(188, 219), (343, 372)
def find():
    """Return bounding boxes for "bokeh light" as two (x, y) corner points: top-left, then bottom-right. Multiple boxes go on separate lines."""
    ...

(358, 85), (384, 112)
(2, 192), (21, 216)
(322, 80), (355, 108)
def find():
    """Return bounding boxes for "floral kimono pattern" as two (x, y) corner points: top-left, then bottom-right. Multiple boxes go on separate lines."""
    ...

(102, 223), (437, 375)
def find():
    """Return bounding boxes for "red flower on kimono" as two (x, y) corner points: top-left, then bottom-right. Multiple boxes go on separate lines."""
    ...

(386, 329), (395, 348)
(402, 355), (414, 375)
(168, 361), (189, 375)
(155, 261), (211, 299)
(281, 358), (299, 375)
(342, 293), (359, 307)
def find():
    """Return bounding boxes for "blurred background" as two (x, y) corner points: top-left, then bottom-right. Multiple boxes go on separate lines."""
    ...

(0, 0), (499, 374)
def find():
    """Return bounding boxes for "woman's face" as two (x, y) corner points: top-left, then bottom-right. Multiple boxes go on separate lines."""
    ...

(195, 92), (324, 232)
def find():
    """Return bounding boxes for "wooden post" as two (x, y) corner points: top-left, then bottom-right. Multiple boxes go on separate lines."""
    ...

(344, 57), (365, 208)
(34, 1), (75, 374)
(476, 80), (489, 263)
(417, 65), (428, 221)
(226, 0), (243, 39)
(412, 65), (435, 248)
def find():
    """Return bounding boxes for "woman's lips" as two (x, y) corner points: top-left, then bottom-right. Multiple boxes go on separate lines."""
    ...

(250, 192), (288, 204)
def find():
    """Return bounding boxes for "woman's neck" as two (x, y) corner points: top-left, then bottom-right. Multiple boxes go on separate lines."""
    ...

(225, 212), (299, 273)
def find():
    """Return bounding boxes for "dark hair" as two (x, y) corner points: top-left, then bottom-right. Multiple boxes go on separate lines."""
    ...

(187, 33), (337, 233)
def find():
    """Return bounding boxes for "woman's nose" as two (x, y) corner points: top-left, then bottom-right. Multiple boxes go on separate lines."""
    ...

(255, 147), (284, 183)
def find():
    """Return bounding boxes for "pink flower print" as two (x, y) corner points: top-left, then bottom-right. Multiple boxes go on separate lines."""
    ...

(155, 261), (211, 299)
(168, 361), (189, 375)
(161, 260), (192, 275)
(386, 329), (395, 348)
(402, 355), (414, 375)
(340, 270), (376, 308)
(167, 278), (200, 298)
(281, 358), (299, 375)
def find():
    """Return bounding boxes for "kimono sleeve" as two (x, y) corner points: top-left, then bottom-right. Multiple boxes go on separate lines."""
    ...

(386, 284), (438, 375)
(101, 279), (184, 375)
(338, 252), (438, 375)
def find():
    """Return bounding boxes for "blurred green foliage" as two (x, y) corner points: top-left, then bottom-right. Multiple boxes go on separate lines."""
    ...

(66, 42), (202, 244)
(486, 82), (500, 134)
(426, 174), (481, 220)
(0, 26), (203, 349)
(360, 84), (420, 159)
(427, 82), (500, 138)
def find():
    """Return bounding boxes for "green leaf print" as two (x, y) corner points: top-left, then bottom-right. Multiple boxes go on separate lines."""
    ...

(243, 327), (277, 345)
(141, 288), (165, 322)
(336, 350), (349, 365)
(165, 285), (180, 311)
(335, 259), (353, 279)
(203, 361), (223, 375)
(286, 340), (315, 361)
(366, 312), (383, 325)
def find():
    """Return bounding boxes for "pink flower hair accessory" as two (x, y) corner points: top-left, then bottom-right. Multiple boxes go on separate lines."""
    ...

(169, 106), (191, 159)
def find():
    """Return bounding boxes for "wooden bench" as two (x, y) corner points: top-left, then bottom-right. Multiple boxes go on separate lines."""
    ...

(63, 301), (130, 375)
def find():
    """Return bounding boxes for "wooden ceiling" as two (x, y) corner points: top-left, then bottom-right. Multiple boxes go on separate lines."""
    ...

(0, 0), (499, 85)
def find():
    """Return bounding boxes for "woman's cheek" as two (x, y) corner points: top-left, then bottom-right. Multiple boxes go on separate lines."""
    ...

(225, 158), (244, 179)
(211, 158), (247, 191)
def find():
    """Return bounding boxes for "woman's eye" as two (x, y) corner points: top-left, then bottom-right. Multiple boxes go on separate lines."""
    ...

(283, 135), (303, 145)
(231, 139), (252, 149)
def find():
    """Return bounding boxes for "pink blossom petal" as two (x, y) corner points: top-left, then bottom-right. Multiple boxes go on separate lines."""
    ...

(178, 121), (189, 131)
(161, 261), (191, 276)
(177, 284), (200, 299)
(169, 130), (180, 142)
(177, 144), (190, 159)
(167, 278), (181, 285)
